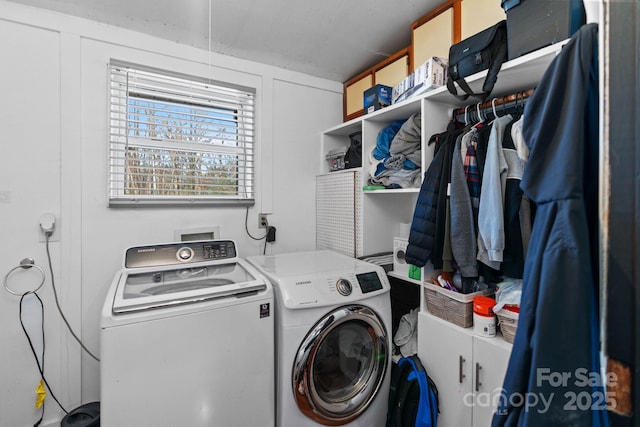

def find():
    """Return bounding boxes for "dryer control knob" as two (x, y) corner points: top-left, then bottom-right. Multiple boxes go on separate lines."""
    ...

(336, 278), (352, 296)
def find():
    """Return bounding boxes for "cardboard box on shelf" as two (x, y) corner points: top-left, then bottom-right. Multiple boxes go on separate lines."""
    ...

(364, 84), (392, 114)
(392, 57), (447, 104)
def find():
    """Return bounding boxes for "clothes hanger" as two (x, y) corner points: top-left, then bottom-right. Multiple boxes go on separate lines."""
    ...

(492, 98), (499, 120)
(477, 102), (484, 123)
(473, 102), (485, 129)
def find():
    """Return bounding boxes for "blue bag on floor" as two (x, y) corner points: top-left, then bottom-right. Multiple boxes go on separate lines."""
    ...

(386, 355), (439, 427)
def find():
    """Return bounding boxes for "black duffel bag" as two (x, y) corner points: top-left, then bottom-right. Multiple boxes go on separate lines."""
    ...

(344, 131), (362, 169)
(446, 20), (507, 101)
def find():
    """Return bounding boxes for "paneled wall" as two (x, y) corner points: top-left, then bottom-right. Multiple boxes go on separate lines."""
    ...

(0, 2), (342, 426)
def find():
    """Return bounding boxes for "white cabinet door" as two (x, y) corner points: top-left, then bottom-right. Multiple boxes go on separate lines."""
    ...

(418, 312), (473, 427)
(471, 337), (512, 426)
(418, 312), (513, 427)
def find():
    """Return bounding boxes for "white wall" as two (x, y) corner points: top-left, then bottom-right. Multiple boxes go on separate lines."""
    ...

(0, 2), (342, 425)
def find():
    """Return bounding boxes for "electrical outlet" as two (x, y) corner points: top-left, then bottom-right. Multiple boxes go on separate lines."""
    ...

(258, 213), (269, 229)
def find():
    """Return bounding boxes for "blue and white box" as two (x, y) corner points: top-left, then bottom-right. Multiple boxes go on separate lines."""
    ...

(364, 84), (392, 114)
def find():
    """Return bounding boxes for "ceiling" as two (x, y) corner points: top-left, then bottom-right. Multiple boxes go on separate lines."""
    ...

(8, 0), (442, 82)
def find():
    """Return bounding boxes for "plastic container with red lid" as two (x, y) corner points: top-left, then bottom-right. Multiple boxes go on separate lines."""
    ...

(473, 296), (497, 337)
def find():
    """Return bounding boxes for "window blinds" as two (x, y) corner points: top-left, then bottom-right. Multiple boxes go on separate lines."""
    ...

(108, 60), (256, 206)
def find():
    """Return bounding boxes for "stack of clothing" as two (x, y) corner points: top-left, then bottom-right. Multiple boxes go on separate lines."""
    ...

(358, 252), (394, 273)
(369, 112), (422, 189)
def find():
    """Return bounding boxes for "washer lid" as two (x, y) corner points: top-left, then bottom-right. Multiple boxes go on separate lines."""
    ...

(112, 261), (266, 313)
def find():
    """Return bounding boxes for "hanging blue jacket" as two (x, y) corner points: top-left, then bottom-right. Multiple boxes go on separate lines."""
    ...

(492, 23), (609, 427)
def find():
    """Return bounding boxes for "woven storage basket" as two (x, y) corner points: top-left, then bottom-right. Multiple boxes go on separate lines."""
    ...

(424, 283), (493, 328)
(496, 308), (519, 343)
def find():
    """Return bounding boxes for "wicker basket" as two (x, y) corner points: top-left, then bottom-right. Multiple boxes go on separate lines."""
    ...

(424, 283), (493, 328)
(496, 308), (519, 343)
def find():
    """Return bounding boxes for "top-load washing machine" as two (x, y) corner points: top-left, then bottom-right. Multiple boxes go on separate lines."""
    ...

(246, 250), (392, 427)
(100, 240), (274, 427)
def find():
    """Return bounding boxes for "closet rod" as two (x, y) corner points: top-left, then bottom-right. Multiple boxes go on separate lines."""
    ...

(453, 88), (534, 123)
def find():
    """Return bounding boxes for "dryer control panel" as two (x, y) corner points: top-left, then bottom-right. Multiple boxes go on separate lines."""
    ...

(355, 271), (384, 293)
(125, 240), (237, 268)
(334, 272), (383, 296)
(245, 250), (391, 309)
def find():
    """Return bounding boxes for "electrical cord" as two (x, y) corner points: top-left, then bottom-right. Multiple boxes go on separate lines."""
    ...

(44, 231), (100, 362)
(19, 291), (68, 419)
(244, 207), (275, 255)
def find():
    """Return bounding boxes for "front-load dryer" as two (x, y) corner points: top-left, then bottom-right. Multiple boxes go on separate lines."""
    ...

(246, 250), (392, 427)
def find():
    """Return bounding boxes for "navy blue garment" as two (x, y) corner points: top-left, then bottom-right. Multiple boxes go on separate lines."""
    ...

(502, 120), (525, 279)
(406, 128), (462, 267)
(492, 24), (610, 427)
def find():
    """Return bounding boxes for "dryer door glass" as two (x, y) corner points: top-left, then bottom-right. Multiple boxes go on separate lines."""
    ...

(292, 305), (388, 425)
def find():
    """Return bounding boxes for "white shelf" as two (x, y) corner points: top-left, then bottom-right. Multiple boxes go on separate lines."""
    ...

(387, 271), (422, 286)
(329, 40), (567, 132)
(323, 119), (362, 136)
(363, 188), (419, 194)
(358, 96), (422, 122)
(419, 310), (513, 349)
(421, 40), (567, 107)
(317, 167), (363, 177)
(318, 41), (566, 257)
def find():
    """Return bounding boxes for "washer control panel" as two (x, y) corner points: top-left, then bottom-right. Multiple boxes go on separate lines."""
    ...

(125, 240), (237, 268)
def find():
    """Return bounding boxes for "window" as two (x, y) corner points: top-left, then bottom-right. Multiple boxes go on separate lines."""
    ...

(108, 60), (255, 206)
